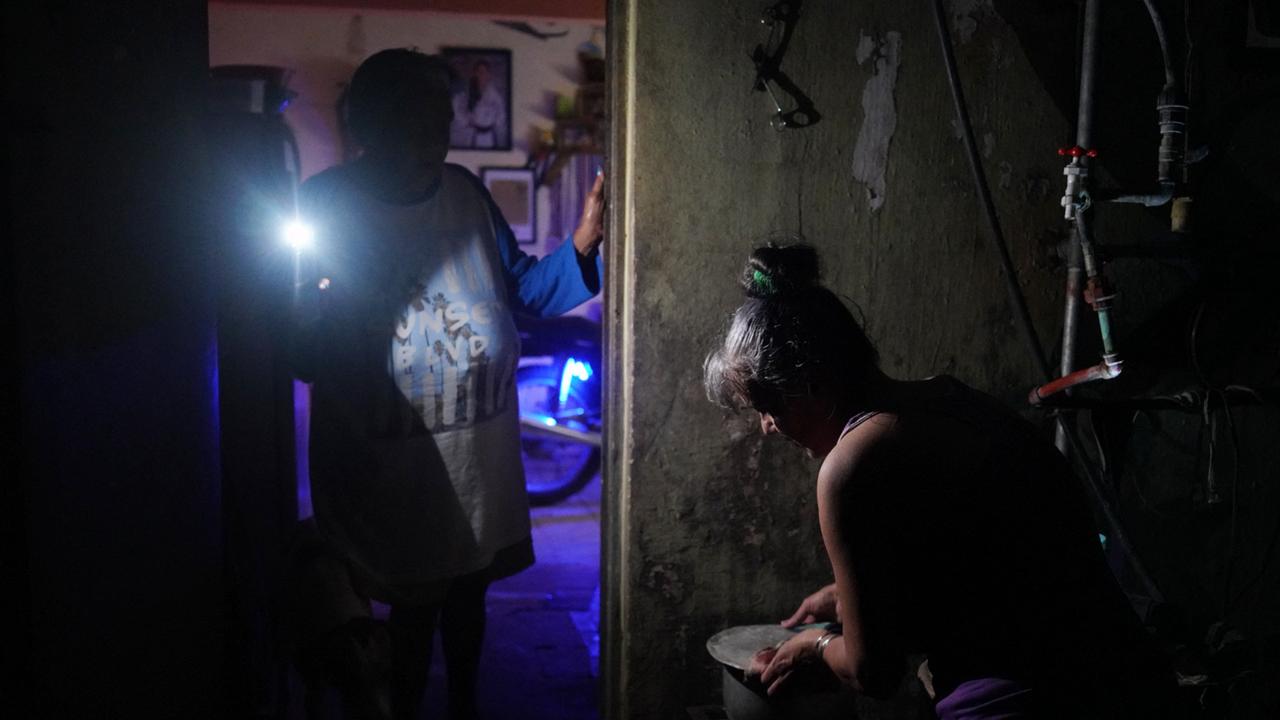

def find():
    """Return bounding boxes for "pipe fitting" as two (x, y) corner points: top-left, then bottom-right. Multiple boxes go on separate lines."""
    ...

(1029, 359), (1123, 406)
(1061, 158), (1089, 220)
(1156, 84), (1188, 187)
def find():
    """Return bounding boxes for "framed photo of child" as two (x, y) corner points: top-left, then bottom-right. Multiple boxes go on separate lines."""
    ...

(443, 47), (513, 151)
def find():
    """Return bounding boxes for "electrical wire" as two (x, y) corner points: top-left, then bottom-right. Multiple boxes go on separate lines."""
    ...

(1127, 411), (1177, 520)
(1187, 299), (1263, 619)
(929, 0), (1052, 380)
(1189, 299), (1207, 382)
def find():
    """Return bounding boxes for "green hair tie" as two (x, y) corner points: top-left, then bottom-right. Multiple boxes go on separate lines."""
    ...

(752, 269), (775, 295)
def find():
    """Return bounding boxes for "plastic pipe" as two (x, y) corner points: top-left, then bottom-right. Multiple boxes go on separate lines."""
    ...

(1029, 361), (1122, 406)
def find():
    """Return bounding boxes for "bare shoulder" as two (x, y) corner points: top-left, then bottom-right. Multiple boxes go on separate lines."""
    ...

(817, 413), (904, 501)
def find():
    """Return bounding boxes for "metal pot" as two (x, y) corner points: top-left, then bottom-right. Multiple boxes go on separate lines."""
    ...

(708, 625), (857, 720)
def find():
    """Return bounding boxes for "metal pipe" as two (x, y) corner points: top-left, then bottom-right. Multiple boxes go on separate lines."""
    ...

(1139, 0), (1187, 189)
(1060, 0), (1102, 222)
(519, 416), (602, 447)
(1056, 0), (1100, 447)
(1055, 240), (1084, 452)
(1044, 0), (1162, 612)
(1076, 0), (1102, 150)
(1104, 188), (1176, 207)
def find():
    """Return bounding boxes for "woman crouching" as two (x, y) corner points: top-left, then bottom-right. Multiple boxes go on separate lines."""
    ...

(704, 244), (1179, 719)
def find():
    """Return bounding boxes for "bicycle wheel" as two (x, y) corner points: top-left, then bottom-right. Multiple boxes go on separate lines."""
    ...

(516, 365), (601, 505)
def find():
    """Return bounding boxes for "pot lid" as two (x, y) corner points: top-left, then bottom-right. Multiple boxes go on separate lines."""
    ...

(706, 625), (795, 671)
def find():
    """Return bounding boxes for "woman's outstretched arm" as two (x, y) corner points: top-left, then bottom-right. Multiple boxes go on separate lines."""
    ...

(816, 414), (908, 698)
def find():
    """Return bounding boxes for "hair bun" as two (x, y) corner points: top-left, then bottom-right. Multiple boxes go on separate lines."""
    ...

(742, 243), (821, 299)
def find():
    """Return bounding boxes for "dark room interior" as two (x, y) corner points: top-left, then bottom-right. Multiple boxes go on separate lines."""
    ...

(5, 1), (1279, 719)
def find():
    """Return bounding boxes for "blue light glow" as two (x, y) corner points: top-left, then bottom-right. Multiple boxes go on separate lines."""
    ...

(559, 358), (593, 406)
(524, 412), (559, 427)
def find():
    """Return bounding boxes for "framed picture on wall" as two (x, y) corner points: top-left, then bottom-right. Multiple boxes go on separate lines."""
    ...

(480, 167), (536, 244)
(443, 47), (513, 151)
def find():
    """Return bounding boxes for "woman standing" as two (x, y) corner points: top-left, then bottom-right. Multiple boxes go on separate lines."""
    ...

(293, 49), (603, 720)
(704, 244), (1178, 719)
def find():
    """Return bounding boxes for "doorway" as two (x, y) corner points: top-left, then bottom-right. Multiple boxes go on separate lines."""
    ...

(209, 3), (607, 718)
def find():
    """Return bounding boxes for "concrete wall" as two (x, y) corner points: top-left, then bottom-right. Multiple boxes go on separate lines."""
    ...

(606, 1), (1280, 718)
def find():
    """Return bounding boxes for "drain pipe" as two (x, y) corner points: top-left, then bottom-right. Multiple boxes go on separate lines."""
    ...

(1054, 0), (1101, 451)
(1141, 0), (1188, 193)
(1054, 240), (1084, 445)
(1045, 0), (1185, 408)
(1042, 0), (1123, 408)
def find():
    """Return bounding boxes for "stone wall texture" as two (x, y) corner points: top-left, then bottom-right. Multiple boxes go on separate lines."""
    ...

(607, 1), (1280, 718)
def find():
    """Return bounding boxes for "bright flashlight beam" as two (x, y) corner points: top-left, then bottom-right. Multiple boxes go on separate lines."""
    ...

(283, 219), (315, 251)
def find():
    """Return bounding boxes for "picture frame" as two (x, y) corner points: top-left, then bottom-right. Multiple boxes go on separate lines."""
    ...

(480, 167), (537, 244)
(443, 47), (513, 151)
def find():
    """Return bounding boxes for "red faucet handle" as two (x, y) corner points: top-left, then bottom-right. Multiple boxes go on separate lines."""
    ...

(1058, 145), (1099, 158)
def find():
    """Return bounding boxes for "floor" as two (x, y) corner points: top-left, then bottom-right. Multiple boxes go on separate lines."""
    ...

(418, 474), (602, 720)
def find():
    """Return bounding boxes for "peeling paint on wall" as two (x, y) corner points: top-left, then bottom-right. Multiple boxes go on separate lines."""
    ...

(855, 33), (876, 64)
(851, 31), (903, 212)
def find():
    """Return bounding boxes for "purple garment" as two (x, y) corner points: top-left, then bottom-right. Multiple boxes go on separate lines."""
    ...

(935, 677), (1033, 720)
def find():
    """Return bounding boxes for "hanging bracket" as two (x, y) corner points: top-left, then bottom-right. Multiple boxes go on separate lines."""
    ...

(749, 1), (821, 130)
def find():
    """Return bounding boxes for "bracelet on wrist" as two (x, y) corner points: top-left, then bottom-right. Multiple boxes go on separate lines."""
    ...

(813, 631), (840, 660)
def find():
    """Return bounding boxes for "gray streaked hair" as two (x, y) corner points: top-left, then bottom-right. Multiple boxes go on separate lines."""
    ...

(704, 244), (878, 412)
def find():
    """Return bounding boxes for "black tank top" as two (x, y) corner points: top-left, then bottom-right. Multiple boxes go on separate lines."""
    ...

(836, 377), (1173, 714)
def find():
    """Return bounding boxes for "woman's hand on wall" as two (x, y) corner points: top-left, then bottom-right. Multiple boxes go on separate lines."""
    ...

(572, 169), (605, 257)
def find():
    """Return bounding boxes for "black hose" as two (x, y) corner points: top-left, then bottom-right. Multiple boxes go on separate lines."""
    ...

(929, 0), (1052, 381)
(1141, 0), (1177, 87)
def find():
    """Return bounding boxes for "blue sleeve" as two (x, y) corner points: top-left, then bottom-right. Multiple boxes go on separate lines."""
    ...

(479, 180), (603, 318)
